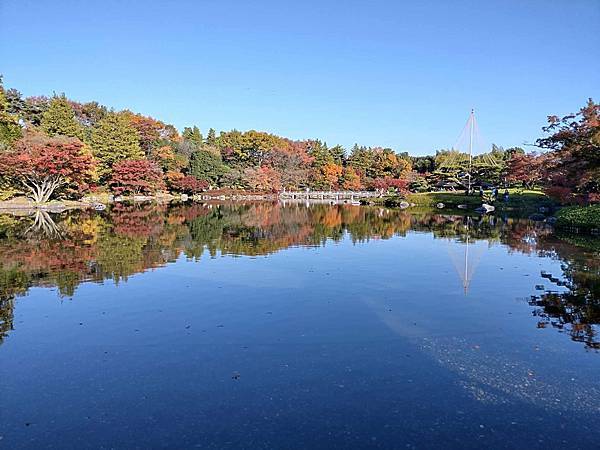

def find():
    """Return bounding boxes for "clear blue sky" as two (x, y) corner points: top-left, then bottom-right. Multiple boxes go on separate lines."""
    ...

(1, 0), (598, 155)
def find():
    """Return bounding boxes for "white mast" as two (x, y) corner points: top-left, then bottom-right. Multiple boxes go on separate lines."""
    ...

(468, 109), (474, 193)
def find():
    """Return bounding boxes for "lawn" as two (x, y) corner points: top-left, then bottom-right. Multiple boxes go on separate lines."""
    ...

(404, 189), (554, 212)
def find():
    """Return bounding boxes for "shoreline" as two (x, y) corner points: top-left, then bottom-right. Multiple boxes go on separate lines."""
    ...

(0, 191), (598, 233)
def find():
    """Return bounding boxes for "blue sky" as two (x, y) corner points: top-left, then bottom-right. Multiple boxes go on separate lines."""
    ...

(1, 0), (598, 155)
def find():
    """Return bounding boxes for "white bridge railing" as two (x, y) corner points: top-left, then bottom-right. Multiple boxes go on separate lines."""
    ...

(279, 191), (379, 200)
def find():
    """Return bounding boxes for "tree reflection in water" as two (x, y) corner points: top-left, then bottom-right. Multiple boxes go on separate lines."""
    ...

(527, 234), (600, 349)
(0, 202), (598, 348)
(25, 210), (65, 238)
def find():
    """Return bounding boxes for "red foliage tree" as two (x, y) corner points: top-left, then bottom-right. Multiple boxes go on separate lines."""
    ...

(0, 133), (94, 202)
(506, 152), (550, 189)
(109, 159), (165, 195)
(125, 113), (162, 154)
(171, 175), (209, 194)
(370, 177), (409, 195)
(536, 99), (600, 202)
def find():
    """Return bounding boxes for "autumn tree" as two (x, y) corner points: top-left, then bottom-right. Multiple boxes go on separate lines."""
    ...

(70, 101), (108, 128)
(217, 129), (285, 167)
(317, 162), (343, 190)
(370, 147), (410, 179)
(121, 111), (165, 154)
(371, 177), (409, 195)
(0, 132), (94, 202)
(348, 146), (411, 186)
(506, 152), (549, 189)
(170, 175), (208, 194)
(536, 99), (600, 202)
(41, 95), (84, 139)
(151, 145), (186, 173)
(243, 166), (281, 192)
(109, 159), (165, 195)
(89, 112), (143, 181)
(341, 167), (363, 190)
(264, 142), (313, 190)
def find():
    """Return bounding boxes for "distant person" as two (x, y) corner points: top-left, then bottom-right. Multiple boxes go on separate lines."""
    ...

(492, 187), (499, 199)
(503, 189), (509, 202)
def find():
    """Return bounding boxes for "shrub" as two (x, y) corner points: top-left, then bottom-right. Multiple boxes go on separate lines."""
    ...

(409, 175), (430, 193)
(555, 205), (600, 231)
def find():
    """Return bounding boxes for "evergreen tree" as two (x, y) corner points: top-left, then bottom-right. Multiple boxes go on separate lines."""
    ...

(308, 140), (333, 167)
(329, 144), (346, 165)
(182, 126), (203, 148)
(5, 88), (26, 116)
(41, 95), (84, 139)
(189, 148), (228, 184)
(0, 79), (22, 145)
(206, 128), (217, 146)
(89, 112), (143, 180)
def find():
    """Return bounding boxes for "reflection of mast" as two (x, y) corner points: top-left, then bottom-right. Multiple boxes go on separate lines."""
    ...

(464, 230), (469, 293)
(447, 216), (484, 295)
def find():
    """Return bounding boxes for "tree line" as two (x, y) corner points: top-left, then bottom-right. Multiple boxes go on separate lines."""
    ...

(0, 77), (597, 204)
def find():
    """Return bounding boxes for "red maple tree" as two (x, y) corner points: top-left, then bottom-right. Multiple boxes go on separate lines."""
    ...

(109, 159), (165, 195)
(0, 132), (95, 202)
(171, 175), (209, 194)
(371, 177), (409, 195)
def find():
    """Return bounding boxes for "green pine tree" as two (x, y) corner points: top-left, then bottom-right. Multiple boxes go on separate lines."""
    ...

(89, 112), (143, 181)
(41, 95), (84, 139)
(189, 149), (228, 184)
(206, 128), (217, 146)
(182, 125), (203, 148)
(0, 77), (22, 145)
(308, 140), (333, 167)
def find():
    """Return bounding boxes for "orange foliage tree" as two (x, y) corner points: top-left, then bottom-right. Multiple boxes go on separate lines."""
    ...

(243, 166), (282, 192)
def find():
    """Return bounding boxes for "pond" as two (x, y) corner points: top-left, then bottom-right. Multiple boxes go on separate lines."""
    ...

(0, 202), (599, 449)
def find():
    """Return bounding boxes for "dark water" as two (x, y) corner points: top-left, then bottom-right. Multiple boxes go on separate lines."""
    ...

(0, 202), (599, 449)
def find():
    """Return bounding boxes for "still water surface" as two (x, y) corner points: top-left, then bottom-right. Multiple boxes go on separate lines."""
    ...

(0, 203), (599, 449)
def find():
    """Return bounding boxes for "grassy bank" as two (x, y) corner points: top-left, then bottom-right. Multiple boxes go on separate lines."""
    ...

(367, 189), (554, 214)
(555, 205), (600, 232)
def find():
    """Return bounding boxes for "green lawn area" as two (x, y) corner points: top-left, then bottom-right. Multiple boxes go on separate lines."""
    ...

(404, 189), (553, 212)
